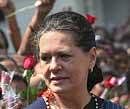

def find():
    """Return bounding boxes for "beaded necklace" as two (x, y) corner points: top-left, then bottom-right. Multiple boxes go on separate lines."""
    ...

(42, 89), (100, 109)
(83, 93), (99, 109)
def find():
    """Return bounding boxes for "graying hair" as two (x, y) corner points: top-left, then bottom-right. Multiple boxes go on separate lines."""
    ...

(33, 11), (96, 57)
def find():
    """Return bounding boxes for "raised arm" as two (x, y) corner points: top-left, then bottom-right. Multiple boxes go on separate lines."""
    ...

(0, 0), (21, 52)
(17, 0), (56, 55)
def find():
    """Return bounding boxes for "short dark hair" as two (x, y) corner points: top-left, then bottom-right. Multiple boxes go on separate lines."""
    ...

(12, 74), (28, 87)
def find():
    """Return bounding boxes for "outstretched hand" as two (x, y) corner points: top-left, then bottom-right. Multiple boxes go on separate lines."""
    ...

(35, 0), (55, 14)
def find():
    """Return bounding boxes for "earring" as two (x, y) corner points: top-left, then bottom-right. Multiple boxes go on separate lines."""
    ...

(91, 67), (93, 72)
(90, 62), (94, 72)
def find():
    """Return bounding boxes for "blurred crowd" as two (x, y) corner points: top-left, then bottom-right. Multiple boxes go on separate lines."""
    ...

(0, 0), (130, 108)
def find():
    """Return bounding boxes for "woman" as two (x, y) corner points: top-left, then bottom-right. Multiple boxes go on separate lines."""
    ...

(26, 11), (124, 109)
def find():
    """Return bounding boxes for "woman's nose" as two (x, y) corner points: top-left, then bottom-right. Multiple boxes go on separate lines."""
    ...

(49, 57), (62, 72)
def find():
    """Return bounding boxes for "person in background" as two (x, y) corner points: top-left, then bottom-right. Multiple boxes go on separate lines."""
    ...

(17, 0), (56, 55)
(1, 0), (55, 69)
(25, 11), (124, 109)
(0, 0), (55, 74)
(0, 64), (27, 109)
(0, 55), (24, 74)
(11, 74), (27, 93)
(0, 0), (21, 52)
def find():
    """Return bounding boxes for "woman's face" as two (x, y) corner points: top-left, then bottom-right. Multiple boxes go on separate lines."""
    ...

(39, 31), (96, 93)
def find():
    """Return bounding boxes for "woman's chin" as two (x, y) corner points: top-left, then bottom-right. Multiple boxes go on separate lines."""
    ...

(49, 84), (70, 94)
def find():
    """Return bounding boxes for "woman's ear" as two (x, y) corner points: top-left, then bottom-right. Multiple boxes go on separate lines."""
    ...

(88, 47), (96, 71)
(87, 64), (103, 92)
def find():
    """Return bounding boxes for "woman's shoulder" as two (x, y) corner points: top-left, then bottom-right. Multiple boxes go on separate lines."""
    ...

(24, 97), (46, 109)
(96, 96), (124, 109)
(93, 94), (124, 109)
(103, 99), (125, 109)
(90, 94), (124, 109)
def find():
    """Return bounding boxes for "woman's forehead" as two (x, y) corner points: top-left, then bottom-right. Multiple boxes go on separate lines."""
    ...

(39, 31), (75, 46)
(38, 31), (84, 55)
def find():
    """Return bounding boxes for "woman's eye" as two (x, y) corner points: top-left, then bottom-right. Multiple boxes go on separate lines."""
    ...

(41, 55), (51, 62)
(59, 54), (72, 61)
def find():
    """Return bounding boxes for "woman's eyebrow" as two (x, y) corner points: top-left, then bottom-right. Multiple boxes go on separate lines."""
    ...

(40, 48), (72, 54)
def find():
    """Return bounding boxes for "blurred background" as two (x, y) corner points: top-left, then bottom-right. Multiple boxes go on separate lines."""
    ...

(13, 0), (130, 32)
(3, 0), (130, 52)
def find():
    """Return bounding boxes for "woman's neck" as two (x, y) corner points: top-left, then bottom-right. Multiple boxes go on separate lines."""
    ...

(52, 88), (91, 109)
